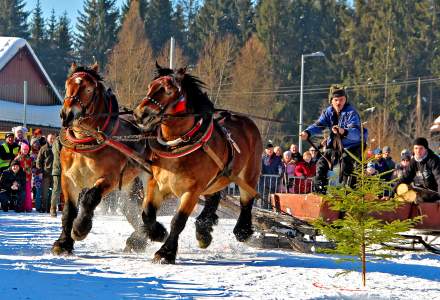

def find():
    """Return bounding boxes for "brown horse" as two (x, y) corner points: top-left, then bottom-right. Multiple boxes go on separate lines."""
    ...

(52, 63), (150, 255)
(133, 64), (262, 264)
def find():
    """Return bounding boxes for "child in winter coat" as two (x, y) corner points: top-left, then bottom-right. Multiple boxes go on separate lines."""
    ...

(280, 151), (296, 193)
(14, 143), (33, 212)
(293, 151), (316, 194)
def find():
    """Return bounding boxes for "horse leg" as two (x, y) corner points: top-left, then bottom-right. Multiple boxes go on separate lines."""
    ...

(123, 175), (151, 252)
(195, 192), (221, 248)
(141, 178), (168, 243)
(71, 178), (109, 241)
(153, 192), (199, 264)
(233, 188), (255, 242)
(52, 199), (78, 255)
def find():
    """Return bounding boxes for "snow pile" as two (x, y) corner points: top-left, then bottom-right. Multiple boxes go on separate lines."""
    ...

(0, 212), (439, 299)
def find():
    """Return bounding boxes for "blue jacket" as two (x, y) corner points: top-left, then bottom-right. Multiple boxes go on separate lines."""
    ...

(305, 103), (366, 149)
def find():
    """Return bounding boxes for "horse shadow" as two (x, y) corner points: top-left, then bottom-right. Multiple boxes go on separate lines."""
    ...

(179, 250), (440, 283)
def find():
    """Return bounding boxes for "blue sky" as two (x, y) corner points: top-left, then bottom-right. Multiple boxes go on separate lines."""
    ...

(25, 0), (126, 28)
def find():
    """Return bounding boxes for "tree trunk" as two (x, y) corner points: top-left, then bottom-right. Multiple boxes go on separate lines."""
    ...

(361, 241), (366, 287)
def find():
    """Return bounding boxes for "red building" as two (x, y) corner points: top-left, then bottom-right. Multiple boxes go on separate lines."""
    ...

(0, 36), (62, 132)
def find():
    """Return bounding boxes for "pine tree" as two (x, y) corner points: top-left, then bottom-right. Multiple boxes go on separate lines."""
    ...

(76, 0), (119, 67)
(313, 147), (420, 287)
(29, 0), (45, 57)
(187, 0), (255, 61)
(47, 9), (57, 41)
(54, 12), (74, 88)
(235, 0), (255, 44)
(144, 0), (173, 54)
(0, 0), (29, 38)
(171, 2), (186, 54)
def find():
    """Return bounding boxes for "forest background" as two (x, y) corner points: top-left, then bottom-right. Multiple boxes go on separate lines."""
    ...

(2, 0), (440, 152)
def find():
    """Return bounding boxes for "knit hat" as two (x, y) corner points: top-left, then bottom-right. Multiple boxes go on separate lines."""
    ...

(373, 148), (382, 155)
(33, 128), (42, 135)
(382, 146), (391, 153)
(10, 160), (20, 167)
(12, 126), (28, 135)
(5, 132), (14, 138)
(328, 84), (347, 103)
(400, 149), (411, 160)
(413, 137), (429, 149)
(266, 143), (274, 149)
(21, 142), (30, 153)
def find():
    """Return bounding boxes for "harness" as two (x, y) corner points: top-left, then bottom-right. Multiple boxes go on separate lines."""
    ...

(60, 88), (120, 153)
(149, 111), (258, 198)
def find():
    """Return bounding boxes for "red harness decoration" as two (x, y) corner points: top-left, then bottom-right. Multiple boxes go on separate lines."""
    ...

(65, 92), (120, 153)
(153, 119), (214, 159)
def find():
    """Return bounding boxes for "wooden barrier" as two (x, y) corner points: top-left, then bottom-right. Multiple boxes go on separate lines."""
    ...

(271, 193), (339, 222)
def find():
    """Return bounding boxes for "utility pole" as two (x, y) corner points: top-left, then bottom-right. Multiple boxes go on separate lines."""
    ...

(23, 81), (28, 127)
(416, 77), (422, 137)
(169, 37), (175, 69)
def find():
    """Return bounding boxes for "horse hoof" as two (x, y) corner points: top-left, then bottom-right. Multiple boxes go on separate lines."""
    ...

(71, 216), (93, 241)
(152, 252), (175, 264)
(233, 226), (254, 242)
(196, 232), (212, 249)
(51, 241), (73, 256)
(124, 232), (148, 253)
(143, 222), (168, 242)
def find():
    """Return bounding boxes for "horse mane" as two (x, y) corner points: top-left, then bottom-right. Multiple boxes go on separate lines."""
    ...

(68, 65), (103, 82)
(155, 64), (214, 114)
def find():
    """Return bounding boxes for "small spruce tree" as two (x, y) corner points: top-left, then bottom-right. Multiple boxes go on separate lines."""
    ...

(313, 147), (420, 287)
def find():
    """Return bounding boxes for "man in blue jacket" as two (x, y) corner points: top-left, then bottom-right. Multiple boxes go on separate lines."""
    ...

(300, 84), (365, 194)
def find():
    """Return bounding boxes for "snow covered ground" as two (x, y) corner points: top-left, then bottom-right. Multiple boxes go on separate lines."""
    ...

(0, 208), (439, 299)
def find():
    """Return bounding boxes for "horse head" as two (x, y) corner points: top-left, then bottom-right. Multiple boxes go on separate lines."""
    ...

(134, 62), (214, 131)
(61, 62), (104, 127)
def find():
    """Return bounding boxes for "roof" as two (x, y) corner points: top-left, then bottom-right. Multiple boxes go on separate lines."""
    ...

(0, 36), (63, 103)
(0, 99), (61, 128)
(431, 115), (440, 132)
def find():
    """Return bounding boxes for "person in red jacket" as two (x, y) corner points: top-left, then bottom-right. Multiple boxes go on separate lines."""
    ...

(293, 151), (317, 194)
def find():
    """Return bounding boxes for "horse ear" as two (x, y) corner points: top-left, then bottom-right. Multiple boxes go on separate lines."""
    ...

(91, 62), (99, 72)
(70, 62), (77, 73)
(155, 61), (163, 71)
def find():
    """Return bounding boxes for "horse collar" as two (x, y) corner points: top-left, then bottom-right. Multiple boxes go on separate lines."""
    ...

(157, 118), (203, 147)
(149, 117), (214, 159)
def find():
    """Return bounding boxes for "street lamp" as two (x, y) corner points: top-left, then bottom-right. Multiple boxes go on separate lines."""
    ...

(298, 51), (325, 153)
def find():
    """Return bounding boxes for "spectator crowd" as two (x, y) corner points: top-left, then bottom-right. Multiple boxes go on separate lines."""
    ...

(0, 126), (61, 217)
(261, 140), (440, 199)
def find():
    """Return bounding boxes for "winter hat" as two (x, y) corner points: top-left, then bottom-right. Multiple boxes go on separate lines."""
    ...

(382, 146), (391, 153)
(373, 148), (382, 155)
(328, 84), (347, 103)
(400, 149), (411, 160)
(30, 138), (40, 147)
(12, 126), (28, 135)
(413, 137), (429, 149)
(10, 160), (20, 167)
(5, 132), (14, 138)
(266, 143), (274, 149)
(283, 150), (292, 158)
(21, 142), (30, 153)
(33, 128), (42, 135)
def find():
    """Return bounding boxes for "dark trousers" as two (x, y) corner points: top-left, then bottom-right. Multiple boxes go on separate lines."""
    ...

(314, 145), (362, 193)
(50, 175), (61, 211)
(0, 190), (25, 212)
(41, 175), (53, 212)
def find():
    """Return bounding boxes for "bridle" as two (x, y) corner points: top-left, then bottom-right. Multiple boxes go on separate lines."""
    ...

(141, 76), (186, 120)
(64, 72), (100, 117)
